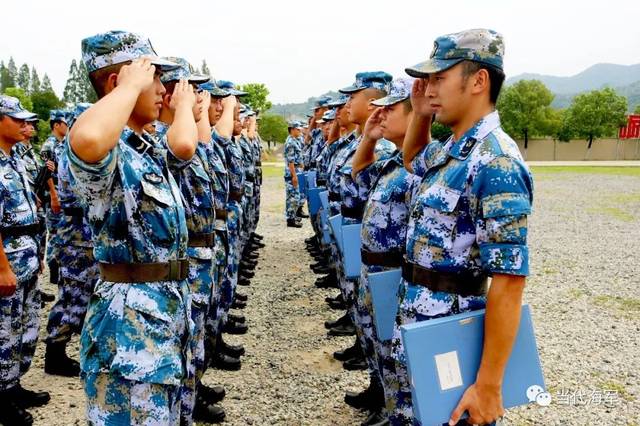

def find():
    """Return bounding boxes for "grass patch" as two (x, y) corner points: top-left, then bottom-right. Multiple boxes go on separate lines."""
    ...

(530, 166), (640, 177)
(567, 288), (586, 299)
(262, 166), (284, 178)
(598, 380), (635, 402)
(593, 295), (640, 319)
(587, 207), (636, 222)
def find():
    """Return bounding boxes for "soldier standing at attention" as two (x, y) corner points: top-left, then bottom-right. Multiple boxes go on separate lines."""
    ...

(392, 29), (534, 425)
(68, 31), (197, 424)
(0, 95), (50, 426)
(284, 121), (304, 228)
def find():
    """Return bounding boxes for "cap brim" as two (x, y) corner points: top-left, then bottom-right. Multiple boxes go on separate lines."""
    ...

(227, 89), (248, 97)
(371, 95), (408, 107)
(188, 74), (210, 84)
(8, 111), (38, 120)
(150, 57), (181, 71)
(338, 85), (364, 94)
(405, 58), (462, 77)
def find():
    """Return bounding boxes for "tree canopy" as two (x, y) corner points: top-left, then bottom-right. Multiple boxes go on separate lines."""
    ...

(240, 83), (273, 113)
(259, 113), (288, 144)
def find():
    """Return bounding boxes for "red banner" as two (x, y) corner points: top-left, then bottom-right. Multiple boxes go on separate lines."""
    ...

(619, 114), (640, 139)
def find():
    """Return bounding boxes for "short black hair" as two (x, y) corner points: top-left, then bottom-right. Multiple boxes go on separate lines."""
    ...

(88, 62), (127, 98)
(460, 61), (505, 104)
(50, 119), (64, 130)
(401, 98), (413, 114)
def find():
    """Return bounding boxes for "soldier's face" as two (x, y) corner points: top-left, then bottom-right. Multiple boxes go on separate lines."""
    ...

(426, 64), (471, 127)
(380, 102), (412, 145)
(58, 121), (69, 136)
(336, 105), (349, 127)
(347, 91), (370, 124)
(314, 107), (326, 119)
(193, 91), (204, 122)
(132, 71), (166, 125)
(0, 116), (27, 143)
(209, 98), (223, 125)
(21, 122), (36, 140)
(290, 128), (301, 138)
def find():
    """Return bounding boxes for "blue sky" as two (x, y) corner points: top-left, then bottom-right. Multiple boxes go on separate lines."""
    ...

(2, 0), (639, 104)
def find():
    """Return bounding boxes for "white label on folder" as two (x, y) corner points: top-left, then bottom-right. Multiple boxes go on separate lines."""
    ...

(434, 351), (463, 391)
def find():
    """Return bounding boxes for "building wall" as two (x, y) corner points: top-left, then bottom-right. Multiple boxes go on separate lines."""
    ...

(515, 138), (640, 161)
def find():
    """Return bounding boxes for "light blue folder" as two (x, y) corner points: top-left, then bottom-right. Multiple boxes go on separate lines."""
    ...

(308, 188), (322, 215)
(319, 191), (329, 210)
(328, 214), (343, 252)
(400, 305), (545, 425)
(341, 223), (362, 279)
(368, 268), (402, 341)
(307, 170), (317, 189)
(320, 207), (330, 244)
(298, 172), (307, 194)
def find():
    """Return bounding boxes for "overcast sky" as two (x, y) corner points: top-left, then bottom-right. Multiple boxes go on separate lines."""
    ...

(2, 0), (639, 104)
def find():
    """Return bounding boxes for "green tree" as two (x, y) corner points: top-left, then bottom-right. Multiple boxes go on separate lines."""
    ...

(31, 90), (64, 120)
(0, 61), (10, 92)
(564, 88), (628, 157)
(6, 57), (17, 88)
(77, 61), (98, 102)
(239, 83), (273, 113)
(4, 87), (33, 111)
(431, 121), (452, 141)
(497, 80), (555, 152)
(17, 63), (30, 93)
(30, 66), (41, 93)
(259, 113), (288, 144)
(633, 104), (640, 115)
(41, 74), (53, 92)
(63, 59), (80, 103)
(201, 60), (211, 77)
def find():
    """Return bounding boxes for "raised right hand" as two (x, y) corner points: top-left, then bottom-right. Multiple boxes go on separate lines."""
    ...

(363, 107), (384, 141)
(116, 58), (156, 93)
(411, 79), (434, 117)
(170, 79), (197, 113)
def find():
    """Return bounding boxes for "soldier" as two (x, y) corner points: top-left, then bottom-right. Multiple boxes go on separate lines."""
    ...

(68, 31), (197, 424)
(43, 103), (99, 378)
(0, 95), (50, 426)
(283, 121), (304, 228)
(40, 109), (67, 286)
(156, 58), (226, 424)
(350, 77), (422, 425)
(392, 29), (534, 425)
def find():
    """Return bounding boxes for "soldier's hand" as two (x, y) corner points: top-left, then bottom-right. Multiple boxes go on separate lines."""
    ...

(411, 79), (434, 117)
(199, 89), (211, 113)
(170, 79), (197, 113)
(117, 58), (155, 93)
(221, 94), (237, 111)
(292, 176), (299, 188)
(46, 160), (55, 172)
(449, 382), (505, 426)
(50, 196), (61, 214)
(0, 266), (17, 297)
(363, 107), (384, 141)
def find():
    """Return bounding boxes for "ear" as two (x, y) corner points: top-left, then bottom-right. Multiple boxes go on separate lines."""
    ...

(471, 68), (489, 95)
(162, 93), (172, 108)
(104, 73), (119, 95)
(367, 99), (377, 111)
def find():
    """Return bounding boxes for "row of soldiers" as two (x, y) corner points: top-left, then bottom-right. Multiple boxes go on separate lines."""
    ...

(0, 30), (266, 425)
(285, 29), (533, 426)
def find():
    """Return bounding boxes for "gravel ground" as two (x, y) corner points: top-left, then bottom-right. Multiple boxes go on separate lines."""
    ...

(19, 167), (640, 425)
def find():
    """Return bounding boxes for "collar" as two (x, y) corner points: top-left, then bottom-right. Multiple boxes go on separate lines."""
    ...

(123, 127), (155, 155)
(448, 110), (500, 160)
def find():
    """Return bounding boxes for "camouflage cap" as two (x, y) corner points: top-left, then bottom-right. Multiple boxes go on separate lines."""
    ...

(217, 80), (247, 97)
(313, 95), (332, 110)
(0, 95), (37, 120)
(288, 121), (303, 129)
(198, 81), (229, 97)
(49, 109), (68, 123)
(321, 109), (336, 121)
(327, 94), (349, 108)
(160, 57), (210, 84)
(405, 28), (504, 77)
(81, 30), (179, 73)
(339, 71), (393, 94)
(68, 103), (93, 128)
(371, 77), (415, 107)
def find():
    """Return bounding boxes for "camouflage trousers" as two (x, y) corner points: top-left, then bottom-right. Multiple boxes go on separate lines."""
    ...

(0, 274), (41, 391)
(45, 208), (62, 264)
(45, 245), (99, 344)
(284, 178), (300, 220)
(389, 279), (487, 425)
(215, 204), (241, 333)
(205, 230), (226, 354)
(84, 372), (180, 426)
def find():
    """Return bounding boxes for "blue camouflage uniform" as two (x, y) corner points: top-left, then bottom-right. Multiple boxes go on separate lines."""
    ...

(0, 95), (41, 394)
(392, 29), (534, 424)
(284, 128), (304, 221)
(72, 31), (191, 425)
(45, 103), (99, 347)
(40, 130), (65, 274)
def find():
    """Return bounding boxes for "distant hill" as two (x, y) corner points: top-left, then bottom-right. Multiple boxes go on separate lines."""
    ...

(550, 80), (640, 110)
(507, 63), (640, 94)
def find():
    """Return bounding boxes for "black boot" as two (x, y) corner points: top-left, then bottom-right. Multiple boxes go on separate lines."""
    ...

(287, 218), (302, 228)
(211, 352), (241, 371)
(197, 382), (225, 404)
(0, 396), (33, 426)
(8, 384), (50, 408)
(315, 274), (338, 289)
(325, 293), (344, 304)
(344, 381), (384, 410)
(304, 236), (316, 245)
(251, 240), (265, 249)
(252, 232), (264, 240)
(296, 206), (309, 218)
(219, 336), (245, 357)
(312, 264), (331, 275)
(240, 260), (257, 270)
(238, 277), (251, 286)
(223, 320), (248, 335)
(192, 396), (226, 423)
(39, 290), (55, 303)
(239, 269), (255, 279)
(327, 323), (356, 337)
(362, 410), (388, 426)
(44, 342), (81, 377)
(325, 312), (351, 329)
(231, 299), (246, 309)
(333, 339), (363, 362)
(343, 356), (367, 371)
(227, 313), (245, 324)
(328, 299), (347, 310)
(235, 292), (248, 302)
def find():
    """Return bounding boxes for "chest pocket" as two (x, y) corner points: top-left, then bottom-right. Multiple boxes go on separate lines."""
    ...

(139, 178), (177, 245)
(411, 183), (462, 250)
(1, 171), (30, 215)
(366, 189), (392, 229)
(189, 163), (214, 209)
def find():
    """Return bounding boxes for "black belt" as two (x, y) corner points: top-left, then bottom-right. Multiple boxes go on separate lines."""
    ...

(99, 259), (189, 283)
(188, 232), (215, 248)
(328, 192), (341, 202)
(316, 179), (326, 187)
(0, 223), (43, 238)
(401, 260), (488, 297)
(256, 161), (262, 166)
(361, 249), (403, 267)
(229, 191), (243, 202)
(63, 207), (84, 217)
(245, 175), (255, 183)
(341, 205), (363, 220)
(215, 209), (227, 220)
